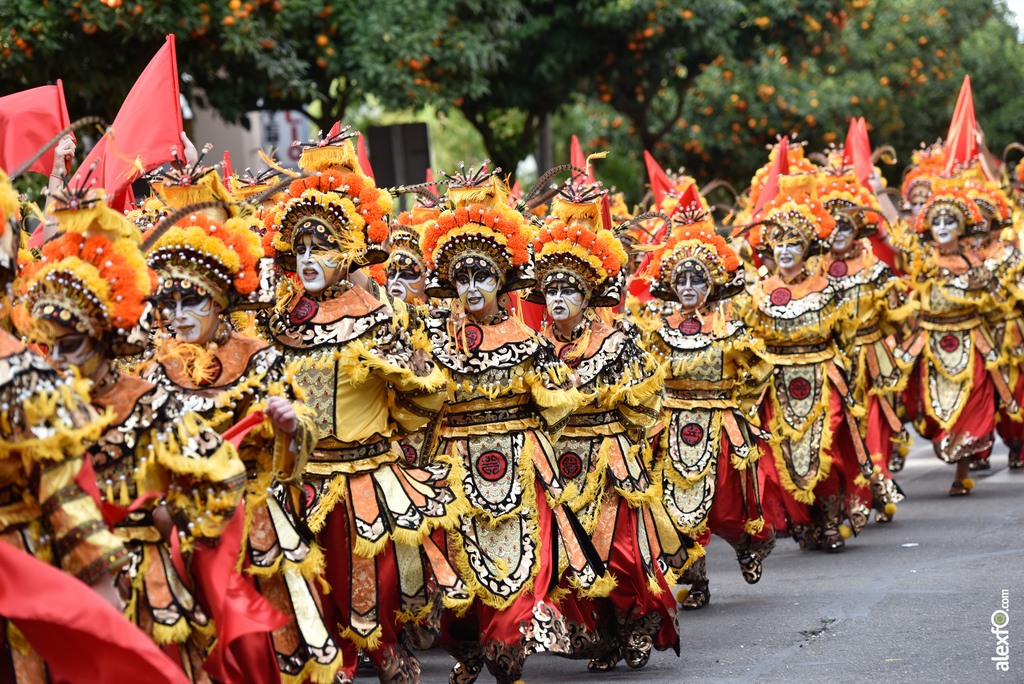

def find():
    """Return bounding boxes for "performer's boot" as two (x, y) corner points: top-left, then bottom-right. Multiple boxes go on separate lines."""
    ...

(446, 641), (484, 684)
(869, 472), (896, 523)
(371, 639), (421, 684)
(1009, 442), (1024, 470)
(731, 532), (776, 584)
(820, 494), (846, 553)
(791, 523), (823, 552)
(481, 639), (527, 684)
(679, 556), (710, 610)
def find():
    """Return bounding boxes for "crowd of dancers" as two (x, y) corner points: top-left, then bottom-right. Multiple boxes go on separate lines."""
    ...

(1, 73), (1023, 684)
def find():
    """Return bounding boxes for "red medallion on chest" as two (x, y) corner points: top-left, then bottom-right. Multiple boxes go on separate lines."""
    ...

(788, 377), (812, 400)
(476, 451), (508, 481)
(939, 334), (960, 353)
(829, 261), (848, 278)
(770, 288), (792, 306)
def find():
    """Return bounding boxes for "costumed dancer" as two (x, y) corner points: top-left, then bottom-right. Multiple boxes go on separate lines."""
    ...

(141, 158), (344, 684)
(259, 124), (469, 683)
(528, 181), (684, 671)
(962, 182), (1024, 470)
(14, 182), (246, 683)
(896, 184), (1018, 494)
(742, 174), (879, 553)
(819, 173), (910, 521)
(420, 165), (610, 684)
(641, 191), (775, 609)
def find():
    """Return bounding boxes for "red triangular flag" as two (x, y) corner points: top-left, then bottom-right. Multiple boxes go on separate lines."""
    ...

(600, 194), (613, 235)
(675, 183), (702, 215)
(222, 150), (234, 190)
(0, 79), (73, 176)
(570, 135), (595, 183)
(0, 542), (191, 684)
(751, 136), (789, 218)
(425, 168), (438, 196)
(71, 35), (182, 212)
(356, 132), (374, 180)
(843, 117), (874, 186)
(191, 505), (288, 684)
(510, 180), (521, 201)
(643, 150), (675, 209)
(944, 75), (978, 173)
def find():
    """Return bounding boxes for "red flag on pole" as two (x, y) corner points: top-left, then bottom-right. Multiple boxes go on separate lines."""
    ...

(356, 132), (374, 180)
(71, 35), (183, 212)
(570, 134), (595, 183)
(643, 150), (675, 208)
(751, 136), (790, 218)
(843, 118), (874, 186)
(0, 542), (190, 684)
(0, 79), (73, 176)
(944, 75), (978, 174)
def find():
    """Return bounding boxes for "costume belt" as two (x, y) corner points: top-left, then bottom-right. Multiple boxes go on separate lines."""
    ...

(665, 388), (730, 402)
(920, 312), (980, 332)
(308, 437), (393, 464)
(852, 324), (882, 346)
(567, 410), (620, 427)
(446, 403), (535, 428)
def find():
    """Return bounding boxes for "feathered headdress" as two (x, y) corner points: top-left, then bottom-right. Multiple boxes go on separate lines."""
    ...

(421, 162), (534, 298)
(524, 181), (628, 307)
(261, 123), (391, 274)
(648, 201), (742, 303)
(754, 174), (836, 256)
(817, 177), (882, 237)
(150, 143), (237, 222)
(913, 183), (984, 238)
(15, 185), (153, 354)
(963, 181), (1012, 232)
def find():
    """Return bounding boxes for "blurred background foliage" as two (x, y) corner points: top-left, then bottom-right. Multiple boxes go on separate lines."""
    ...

(3, 0), (1024, 206)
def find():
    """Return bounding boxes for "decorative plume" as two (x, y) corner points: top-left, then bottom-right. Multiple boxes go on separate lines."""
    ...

(295, 123), (358, 151)
(148, 142), (216, 187)
(522, 163), (586, 206)
(394, 182), (442, 207)
(241, 173), (308, 208)
(10, 116), (107, 181)
(613, 211), (671, 237)
(871, 144), (897, 166)
(437, 159), (499, 190)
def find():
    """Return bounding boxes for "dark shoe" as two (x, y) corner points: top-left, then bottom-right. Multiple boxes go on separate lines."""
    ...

(949, 481), (971, 496)
(823, 530), (845, 553)
(449, 659), (483, 684)
(1009, 444), (1024, 469)
(739, 555), (762, 584)
(969, 457), (991, 471)
(681, 581), (710, 610)
(623, 633), (653, 669)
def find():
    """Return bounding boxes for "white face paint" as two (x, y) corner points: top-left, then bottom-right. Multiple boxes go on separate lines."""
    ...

(674, 270), (710, 313)
(544, 282), (587, 322)
(773, 240), (806, 272)
(296, 233), (344, 294)
(160, 292), (220, 344)
(831, 218), (856, 254)
(454, 266), (500, 313)
(930, 214), (959, 247)
(386, 265), (425, 304)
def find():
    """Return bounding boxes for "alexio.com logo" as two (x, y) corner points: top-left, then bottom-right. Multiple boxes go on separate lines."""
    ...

(992, 590), (1010, 672)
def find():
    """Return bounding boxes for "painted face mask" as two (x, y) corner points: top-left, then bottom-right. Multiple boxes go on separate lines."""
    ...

(674, 269), (710, 312)
(930, 214), (960, 246)
(773, 239), (807, 272)
(454, 264), (501, 314)
(160, 291), (220, 344)
(830, 217), (857, 254)
(296, 233), (345, 294)
(386, 263), (425, 304)
(544, 282), (587, 322)
(48, 327), (102, 378)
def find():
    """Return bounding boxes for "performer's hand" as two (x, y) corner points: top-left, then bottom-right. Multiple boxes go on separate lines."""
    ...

(52, 135), (75, 178)
(265, 395), (297, 435)
(180, 131), (199, 165)
(90, 571), (125, 612)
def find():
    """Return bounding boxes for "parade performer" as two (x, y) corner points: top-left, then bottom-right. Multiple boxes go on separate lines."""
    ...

(259, 124), (469, 683)
(819, 175), (910, 520)
(742, 174), (880, 552)
(14, 182), (246, 683)
(141, 159), (344, 683)
(962, 182), (1024, 470)
(897, 184), (1019, 493)
(641, 192), (774, 609)
(421, 165), (610, 684)
(528, 181), (683, 670)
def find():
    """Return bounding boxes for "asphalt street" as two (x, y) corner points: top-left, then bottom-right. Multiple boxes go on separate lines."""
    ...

(415, 437), (1024, 683)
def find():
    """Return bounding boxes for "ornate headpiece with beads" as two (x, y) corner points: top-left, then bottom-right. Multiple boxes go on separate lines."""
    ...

(390, 202), (439, 272)
(421, 162), (534, 298)
(145, 211), (264, 310)
(231, 167), (282, 202)
(149, 144), (237, 222)
(817, 177), (882, 237)
(261, 123), (392, 273)
(524, 181), (628, 307)
(913, 184), (984, 237)
(15, 188), (153, 354)
(125, 196), (169, 233)
(752, 174), (836, 255)
(963, 182), (1012, 232)
(648, 202), (742, 302)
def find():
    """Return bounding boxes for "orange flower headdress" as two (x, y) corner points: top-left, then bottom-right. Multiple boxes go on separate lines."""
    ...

(525, 181), (628, 307)
(913, 182), (984, 238)
(817, 177), (883, 238)
(421, 161), (534, 298)
(15, 183), (153, 354)
(747, 140), (818, 212)
(261, 124), (392, 275)
(390, 182), (443, 273)
(963, 181), (1012, 233)
(754, 174), (836, 256)
(648, 200), (742, 303)
(145, 211), (265, 311)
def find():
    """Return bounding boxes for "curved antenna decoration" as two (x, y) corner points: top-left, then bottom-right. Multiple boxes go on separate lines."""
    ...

(871, 144), (898, 166)
(141, 201), (235, 252)
(613, 211), (671, 238)
(521, 164), (587, 206)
